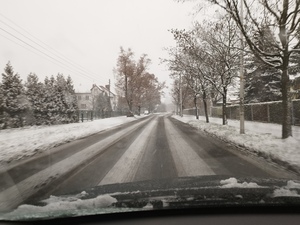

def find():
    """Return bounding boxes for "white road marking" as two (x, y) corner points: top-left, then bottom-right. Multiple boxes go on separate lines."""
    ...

(0, 117), (152, 211)
(164, 117), (215, 177)
(99, 118), (158, 185)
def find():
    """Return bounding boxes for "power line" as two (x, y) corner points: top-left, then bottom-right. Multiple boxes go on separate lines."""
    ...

(0, 18), (104, 81)
(0, 26), (107, 83)
(0, 13), (103, 77)
(0, 13), (109, 84)
(0, 32), (104, 83)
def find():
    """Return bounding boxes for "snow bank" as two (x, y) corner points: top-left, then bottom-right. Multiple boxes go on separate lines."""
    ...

(286, 180), (300, 189)
(173, 115), (300, 173)
(176, 115), (300, 141)
(220, 178), (262, 188)
(1, 193), (117, 220)
(272, 180), (300, 197)
(0, 116), (145, 166)
(12, 194), (117, 213)
(273, 188), (300, 197)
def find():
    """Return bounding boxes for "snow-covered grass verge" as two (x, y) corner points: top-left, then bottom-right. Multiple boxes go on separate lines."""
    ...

(0, 115), (146, 166)
(172, 115), (300, 174)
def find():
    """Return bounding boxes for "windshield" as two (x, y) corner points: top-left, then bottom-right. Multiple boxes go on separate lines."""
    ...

(1, 0), (300, 221)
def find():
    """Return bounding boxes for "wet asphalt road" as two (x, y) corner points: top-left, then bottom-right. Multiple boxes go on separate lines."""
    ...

(0, 114), (298, 209)
(48, 114), (296, 195)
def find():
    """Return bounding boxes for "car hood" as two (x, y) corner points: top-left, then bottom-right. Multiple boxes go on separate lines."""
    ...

(1, 175), (300, 221)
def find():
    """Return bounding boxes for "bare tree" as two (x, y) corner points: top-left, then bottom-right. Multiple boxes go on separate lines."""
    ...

(164, 42), (212, 121)
(166, 15), (240, 125)
(208, 0), (300, 138)
(195, 17), (240, 125)
(115, 47), (165, 115)
(115, 47), (135, 113)
(142, 73), (166, 112)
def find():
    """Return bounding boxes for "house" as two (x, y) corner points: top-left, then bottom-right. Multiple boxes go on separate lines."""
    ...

(99, 85), (118, 111)
(75, 84), (118, 112)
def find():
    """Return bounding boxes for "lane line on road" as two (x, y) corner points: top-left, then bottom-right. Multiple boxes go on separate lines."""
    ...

(0, 116), (153, 211)
(98, 117), (158, 185)
(164, 117), (215, 177)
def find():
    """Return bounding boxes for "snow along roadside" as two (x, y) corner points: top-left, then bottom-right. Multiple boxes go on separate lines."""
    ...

(0, 115), (147, 168)
(172, 115), (300, 175)
(0, 116), (152, 211)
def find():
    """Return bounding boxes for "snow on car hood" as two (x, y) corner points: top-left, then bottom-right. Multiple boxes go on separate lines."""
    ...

(1, 176), (300, 221)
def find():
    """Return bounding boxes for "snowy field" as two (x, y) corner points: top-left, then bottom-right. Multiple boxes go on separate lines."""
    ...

(0, 115), (147, 168)
(173, 114), (300, 173)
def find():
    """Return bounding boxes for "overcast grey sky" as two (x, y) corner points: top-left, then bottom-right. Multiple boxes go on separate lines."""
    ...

(0, 0), (213, 102)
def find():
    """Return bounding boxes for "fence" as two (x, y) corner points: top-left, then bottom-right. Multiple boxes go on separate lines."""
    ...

(78, 110), (127, 122)
(183, 99), (300, 126)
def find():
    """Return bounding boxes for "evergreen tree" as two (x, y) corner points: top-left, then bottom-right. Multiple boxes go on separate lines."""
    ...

(291, 76), (300, 99)
(245, 67), (282, 103)
(245, 26), (282, 103)
(55, 74), (79, 123)
(65, 76), (79, 123)
(0, 62), (27, 128)
(95, 91), (110, 117)
(245, 25), (300, 103)
(0, 80), (4, 128)
(43, 76), (58, 124)
(55, 74), (68, 123)
(25, 73), (45, 125)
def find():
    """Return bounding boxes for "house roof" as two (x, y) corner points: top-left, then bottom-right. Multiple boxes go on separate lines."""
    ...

(99, 85), (116, 96)
(75, 84), (116, 96)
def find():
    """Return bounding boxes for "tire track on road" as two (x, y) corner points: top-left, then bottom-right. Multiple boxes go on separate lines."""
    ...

(98, 117), (158, 185)
(0, 116), (154, 211)
(134, 115), (177, 181)
(0, 116), (151, 192)
(164, 117), (215, 177)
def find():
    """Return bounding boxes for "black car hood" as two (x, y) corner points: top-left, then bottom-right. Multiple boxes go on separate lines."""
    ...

(1, 175), (300, 221)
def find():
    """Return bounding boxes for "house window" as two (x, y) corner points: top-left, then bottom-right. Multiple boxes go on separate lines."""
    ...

(81, 104), (86, 109)
(78, 96), (81, 100)
(85, 96), (89, 100)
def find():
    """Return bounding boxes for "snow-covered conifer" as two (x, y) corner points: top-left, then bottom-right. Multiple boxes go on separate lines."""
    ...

(0, 62), (27, 128)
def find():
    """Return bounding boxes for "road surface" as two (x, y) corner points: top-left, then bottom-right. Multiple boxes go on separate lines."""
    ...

(0, 114), (298, 211)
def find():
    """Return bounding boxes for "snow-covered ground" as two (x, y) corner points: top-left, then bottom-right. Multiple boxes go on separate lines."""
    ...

(0, 115), (147, 168)
(1, 113), (299, 174)
(173, 114), (300, 173)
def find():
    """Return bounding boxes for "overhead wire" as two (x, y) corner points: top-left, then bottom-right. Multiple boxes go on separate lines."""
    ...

(0, 26), (104, 83)
(0, 13), (106, 81)
(0, 13), (109, 84)
(0, 18), (103, 82)
(0, 32), (102, 84)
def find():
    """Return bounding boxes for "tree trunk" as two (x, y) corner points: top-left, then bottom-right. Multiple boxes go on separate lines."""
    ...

(278, 2), (292, 139)
(222, 89), (227, 125)
(128, 102), (132, 112)
(202, 91), (209, 123)
(281, 67), (292, 138)
(194, 95), (199, 119)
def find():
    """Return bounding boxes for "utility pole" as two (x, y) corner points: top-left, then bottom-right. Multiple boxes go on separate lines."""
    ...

(108, 79), (111, 117)
(179, 73), (183, 117)
(239, 0), (245, 134)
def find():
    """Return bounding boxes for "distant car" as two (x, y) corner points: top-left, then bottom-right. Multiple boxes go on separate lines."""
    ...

(126, 112), (134, 117)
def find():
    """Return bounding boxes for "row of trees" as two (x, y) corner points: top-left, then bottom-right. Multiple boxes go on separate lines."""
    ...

(114, 47), (165, 115)
(0, 62), (78, 129)
(167, 0), (300, 138)
(165, 16), (241, 125)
